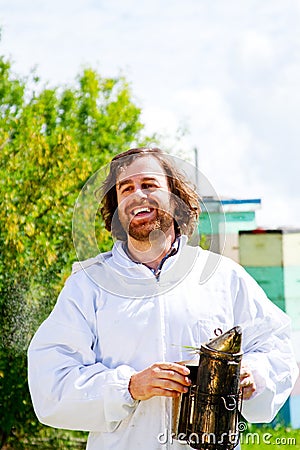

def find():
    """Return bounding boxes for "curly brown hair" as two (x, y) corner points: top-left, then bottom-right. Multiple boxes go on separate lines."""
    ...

(98, 147), (201, 240)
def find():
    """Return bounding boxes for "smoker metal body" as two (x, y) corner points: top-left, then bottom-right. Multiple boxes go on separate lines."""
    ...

(173, 326), (243, 450)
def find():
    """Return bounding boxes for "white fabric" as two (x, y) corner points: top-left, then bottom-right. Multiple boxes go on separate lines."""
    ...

(28, 238), (299, 450)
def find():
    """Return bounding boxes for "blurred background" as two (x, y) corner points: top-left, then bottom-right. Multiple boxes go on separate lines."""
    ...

(1, 0), (300, 228)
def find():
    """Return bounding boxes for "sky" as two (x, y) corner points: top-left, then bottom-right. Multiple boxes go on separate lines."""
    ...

(1, 0), (300, 228)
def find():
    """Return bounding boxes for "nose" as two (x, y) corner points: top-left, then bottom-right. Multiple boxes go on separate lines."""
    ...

(133, 187), (148, 199)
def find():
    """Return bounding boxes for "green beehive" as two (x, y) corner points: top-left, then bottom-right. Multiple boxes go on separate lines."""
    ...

(242, 266), (285, 311)
(239, 229), (300, 317)
(239, 228), (300, 428)
(199, 198), (261, 261)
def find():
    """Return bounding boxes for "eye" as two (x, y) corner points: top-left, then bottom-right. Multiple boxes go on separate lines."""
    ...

(122, 186), (133, 193)
(142, 182), (158, 190)
(119, 184), (133, 195)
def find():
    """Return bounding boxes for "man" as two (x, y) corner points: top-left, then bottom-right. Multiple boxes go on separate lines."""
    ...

(28, 147), (298, 449)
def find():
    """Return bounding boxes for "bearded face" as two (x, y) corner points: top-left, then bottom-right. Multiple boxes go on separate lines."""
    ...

(126, 203), (174, 241)
(115, 156), (175, 242)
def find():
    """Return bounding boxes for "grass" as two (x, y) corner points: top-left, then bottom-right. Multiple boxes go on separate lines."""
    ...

(3, 429), (87, 450)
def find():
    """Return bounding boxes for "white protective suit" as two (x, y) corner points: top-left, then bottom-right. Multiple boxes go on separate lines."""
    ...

(28, 237), (299, 450)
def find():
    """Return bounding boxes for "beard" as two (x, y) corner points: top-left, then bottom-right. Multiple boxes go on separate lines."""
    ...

(127, 209), (174, 242)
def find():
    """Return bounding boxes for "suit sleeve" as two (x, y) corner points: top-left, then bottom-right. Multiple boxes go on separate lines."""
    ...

(232, 265), (299, 423)
(27, 272), (138, 432)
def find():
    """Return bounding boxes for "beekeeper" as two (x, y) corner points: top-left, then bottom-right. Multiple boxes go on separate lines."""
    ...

(28, 147), (299, 450)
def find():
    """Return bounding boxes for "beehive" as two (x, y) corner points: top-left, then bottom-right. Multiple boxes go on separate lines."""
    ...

(199, 197), (261, 261)
(239, 229), (300, 427)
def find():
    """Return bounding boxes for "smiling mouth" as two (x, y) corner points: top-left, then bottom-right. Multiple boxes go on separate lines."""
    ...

(131, 206), (155, 218)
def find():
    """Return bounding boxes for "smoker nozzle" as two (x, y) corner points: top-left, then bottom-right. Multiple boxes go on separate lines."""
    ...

(206, 325), (242, 354)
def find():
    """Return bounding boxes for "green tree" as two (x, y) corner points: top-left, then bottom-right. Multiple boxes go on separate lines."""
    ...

(0, 55), (152, 448)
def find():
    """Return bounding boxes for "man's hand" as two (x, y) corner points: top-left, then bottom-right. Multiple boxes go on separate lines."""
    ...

(129, 362), (191, 401)
(240, 365), (256, 400)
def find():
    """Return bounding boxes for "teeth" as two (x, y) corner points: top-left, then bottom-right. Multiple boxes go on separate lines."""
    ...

(133, 207), (151, 215)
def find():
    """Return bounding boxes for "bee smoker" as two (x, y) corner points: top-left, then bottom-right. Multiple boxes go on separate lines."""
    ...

(172, 326), (243, 450)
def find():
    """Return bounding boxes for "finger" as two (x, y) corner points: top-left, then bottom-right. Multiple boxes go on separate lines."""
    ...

(240, 371), (251, 380)
(150, 387), (182, 398)
(242, 385), (256, 400)
(157, 370), (191, 387)
(240, 373), (255, 386)
(152, 378), (190, 393)
(240, 375), (256, 400)
(240, 377), (252, 388)
(155, 362), (190, 376)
